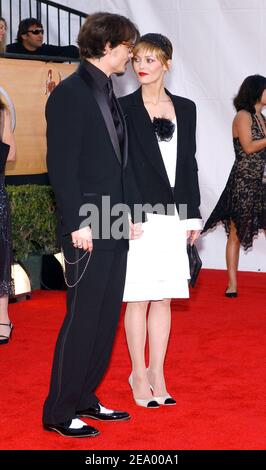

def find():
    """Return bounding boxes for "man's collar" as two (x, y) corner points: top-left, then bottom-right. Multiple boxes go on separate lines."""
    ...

(82, 59), (109, 89)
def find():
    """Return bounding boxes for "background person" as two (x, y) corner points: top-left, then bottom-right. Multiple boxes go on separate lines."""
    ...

(0, 96), (16, 345)
(6, 17), (79, 59)
(0, 17), (7, 52)
(202, 75), (266, 297)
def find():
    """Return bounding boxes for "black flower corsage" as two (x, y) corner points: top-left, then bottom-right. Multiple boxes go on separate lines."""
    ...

(152, 117), (175, 142)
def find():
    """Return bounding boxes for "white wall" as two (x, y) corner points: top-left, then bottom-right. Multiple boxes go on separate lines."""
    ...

(4, 0), (266, 272)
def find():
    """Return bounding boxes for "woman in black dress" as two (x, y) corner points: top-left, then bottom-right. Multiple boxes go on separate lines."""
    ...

(202, 75), (266, 297)
(0, 96), (16, 344)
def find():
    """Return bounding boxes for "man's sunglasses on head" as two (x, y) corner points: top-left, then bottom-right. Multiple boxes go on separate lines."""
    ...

(27, 28), (44, 35)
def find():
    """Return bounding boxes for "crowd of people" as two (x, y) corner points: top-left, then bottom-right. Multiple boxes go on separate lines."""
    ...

(0, 11), (266, 439)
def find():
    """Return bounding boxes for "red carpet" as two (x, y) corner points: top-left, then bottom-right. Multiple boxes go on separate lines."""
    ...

(0, 269), (265, 450)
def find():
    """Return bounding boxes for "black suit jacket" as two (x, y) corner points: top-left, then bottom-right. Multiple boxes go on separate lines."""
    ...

(46, 60), (136, 249)
(119, 88), (201, 221)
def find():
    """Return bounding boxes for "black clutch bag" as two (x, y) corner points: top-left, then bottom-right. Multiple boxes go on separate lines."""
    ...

(0, 141), (10, 173)
(187, 243), (202, 288)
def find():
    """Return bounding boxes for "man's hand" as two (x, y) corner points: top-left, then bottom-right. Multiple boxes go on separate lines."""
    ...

(187, 229), (201, 245)
(130, 221), (143, 240)
(71, 226), (93, 251)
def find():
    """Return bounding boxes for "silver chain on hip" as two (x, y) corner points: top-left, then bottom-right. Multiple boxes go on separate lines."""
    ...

(61, 249), (92, 288)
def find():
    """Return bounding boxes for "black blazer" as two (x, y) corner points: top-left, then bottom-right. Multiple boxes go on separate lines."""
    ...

(46, 61), (137, 249)
(119, 88), (201, 221)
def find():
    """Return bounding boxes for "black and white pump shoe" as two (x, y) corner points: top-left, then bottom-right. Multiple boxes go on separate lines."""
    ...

(128, 373), (160, 408)
(151, 394), (176, 406)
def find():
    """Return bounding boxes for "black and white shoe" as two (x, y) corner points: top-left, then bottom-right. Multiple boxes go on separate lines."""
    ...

(77, 402), (131, 421)
(43, 418), (99, 437)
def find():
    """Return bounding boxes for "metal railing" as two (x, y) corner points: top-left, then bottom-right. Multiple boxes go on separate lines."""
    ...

(0, 51), (80, 62)
(0, 0), (87, 46)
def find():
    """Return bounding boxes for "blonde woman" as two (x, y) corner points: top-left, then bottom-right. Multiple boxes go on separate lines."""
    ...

(119, 34), (202, 408)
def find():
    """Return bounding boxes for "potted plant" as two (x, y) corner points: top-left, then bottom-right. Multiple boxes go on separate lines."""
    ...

(6, 184), (58, 289)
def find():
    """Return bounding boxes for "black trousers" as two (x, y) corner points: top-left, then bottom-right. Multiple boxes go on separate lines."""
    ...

(43, 237), (128, 425)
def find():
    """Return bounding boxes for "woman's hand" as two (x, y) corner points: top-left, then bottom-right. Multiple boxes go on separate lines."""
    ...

(187, 229), (201, 245)
(130, 221), (143, 240)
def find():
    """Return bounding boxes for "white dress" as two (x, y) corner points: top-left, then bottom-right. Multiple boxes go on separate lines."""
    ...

(123, 119), (202, 302)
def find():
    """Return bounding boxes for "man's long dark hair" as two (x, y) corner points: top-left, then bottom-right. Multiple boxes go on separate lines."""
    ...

(233, 75), (266, 114)
(78, 12), (139, 59)
(16, 17), (43, 43)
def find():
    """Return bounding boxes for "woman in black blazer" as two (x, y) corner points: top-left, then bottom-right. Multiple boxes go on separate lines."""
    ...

(119, 34), (202, 408)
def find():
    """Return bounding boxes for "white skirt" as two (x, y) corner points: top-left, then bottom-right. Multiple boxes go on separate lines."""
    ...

(123, 212), (190, 302)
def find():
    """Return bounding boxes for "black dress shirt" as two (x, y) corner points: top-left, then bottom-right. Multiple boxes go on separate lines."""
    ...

(82, 60), (124, 151)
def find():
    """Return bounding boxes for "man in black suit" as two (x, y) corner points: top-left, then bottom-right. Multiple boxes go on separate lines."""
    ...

(42, 12), (141, 438)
